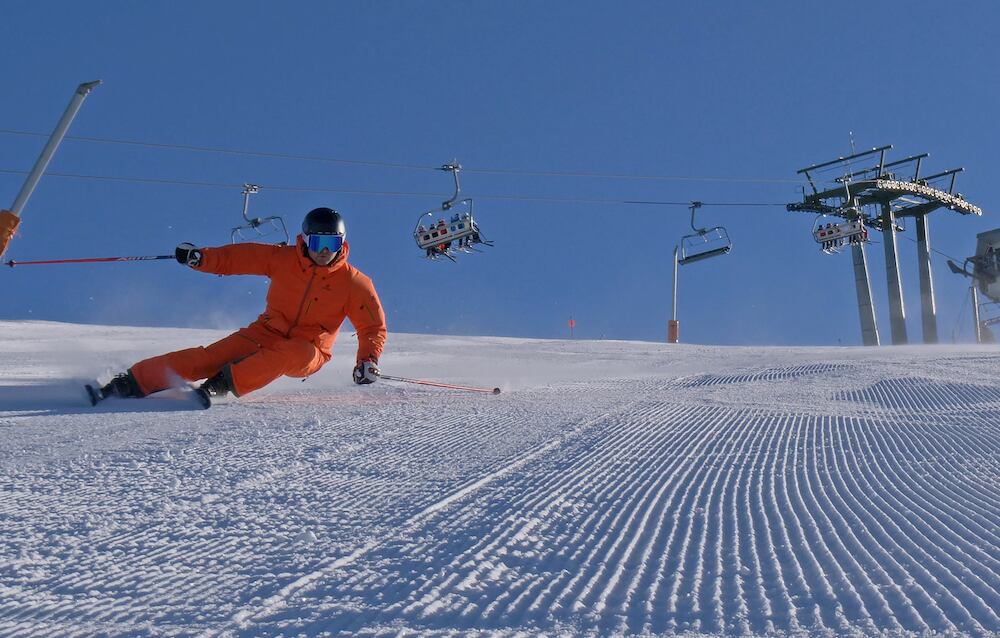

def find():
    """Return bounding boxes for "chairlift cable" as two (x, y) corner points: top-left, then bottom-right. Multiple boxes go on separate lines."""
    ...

(898, 233), (965, 265)
(0, 128), (432, 172)
(462, 167), (798, 184)
(0, 128), (799, 184)
(0, 168), (788, 208)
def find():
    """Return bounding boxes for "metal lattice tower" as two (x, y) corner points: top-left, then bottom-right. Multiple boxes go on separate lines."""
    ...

(788, 145), (983, 346)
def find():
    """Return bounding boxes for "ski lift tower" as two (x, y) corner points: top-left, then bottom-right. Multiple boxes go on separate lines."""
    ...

(788, 145), (983, 346)
(948, 227), (1000, 343)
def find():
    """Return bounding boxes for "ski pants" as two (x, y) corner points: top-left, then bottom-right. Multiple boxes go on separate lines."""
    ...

(129, 322), (329, 397)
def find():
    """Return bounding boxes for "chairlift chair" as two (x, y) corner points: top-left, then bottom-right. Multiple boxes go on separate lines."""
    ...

(413, 163), (493, 261)
(678, 201), (732, 265)
(812, 210), (868, 255)
(810, 174), (870, 255)
(231, 184), (290, 245)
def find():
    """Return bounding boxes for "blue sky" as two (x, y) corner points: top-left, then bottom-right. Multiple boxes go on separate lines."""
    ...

(2, 1), (998, 345)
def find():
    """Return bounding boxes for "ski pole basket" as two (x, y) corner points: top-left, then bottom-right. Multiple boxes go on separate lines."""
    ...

(231, 184), (289, 245)
(413, 163), (493, 262)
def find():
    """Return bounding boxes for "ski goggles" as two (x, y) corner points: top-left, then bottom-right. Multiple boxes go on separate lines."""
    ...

(306, 234), (344, 253)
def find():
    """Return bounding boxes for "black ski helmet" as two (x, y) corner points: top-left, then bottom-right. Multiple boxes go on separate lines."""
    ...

(302, 207), (346, 237)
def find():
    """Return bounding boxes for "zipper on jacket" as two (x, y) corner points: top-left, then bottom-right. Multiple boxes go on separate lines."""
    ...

(286, 269), (318, 336)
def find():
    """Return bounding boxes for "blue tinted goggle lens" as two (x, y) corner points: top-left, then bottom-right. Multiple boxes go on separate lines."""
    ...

(307, 234), (344, 253)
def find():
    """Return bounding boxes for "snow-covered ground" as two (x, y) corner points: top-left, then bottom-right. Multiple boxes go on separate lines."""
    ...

(1, 321), (999, 637)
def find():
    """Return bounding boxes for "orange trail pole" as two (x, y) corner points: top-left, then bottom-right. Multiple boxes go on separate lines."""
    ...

(378, 373), (501, 395)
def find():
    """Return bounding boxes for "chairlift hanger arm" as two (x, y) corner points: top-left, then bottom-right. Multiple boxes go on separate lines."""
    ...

(438, 163), (462, 210)
(241, 183), (260, 223)
(688, 201), (705, 233)
(413, 163), (469, 234)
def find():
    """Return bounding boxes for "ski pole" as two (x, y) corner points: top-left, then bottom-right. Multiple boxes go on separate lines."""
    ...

(6, 254), (173, 267)
(379, 373), (501, 395)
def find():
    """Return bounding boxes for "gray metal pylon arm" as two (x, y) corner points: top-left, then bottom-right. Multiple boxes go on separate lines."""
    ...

(9, 80), (102, 217)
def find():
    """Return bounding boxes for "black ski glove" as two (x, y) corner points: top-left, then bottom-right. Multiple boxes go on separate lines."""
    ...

(175, 242), (202, 267)
(353, 360), (379, 384)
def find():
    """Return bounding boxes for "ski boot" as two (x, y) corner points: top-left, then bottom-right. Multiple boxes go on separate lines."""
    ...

(86, 371), (144, 406)
(194, 367), (235, 409)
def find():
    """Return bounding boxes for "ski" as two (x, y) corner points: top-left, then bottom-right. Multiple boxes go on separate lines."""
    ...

(193, 388), (212, 410)
(85, 383), (103, 406)
(84, 383), (211, 410)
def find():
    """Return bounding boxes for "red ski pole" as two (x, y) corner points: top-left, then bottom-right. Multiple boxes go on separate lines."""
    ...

(6, 254), (173, 267)
(379, 373), (501, 395)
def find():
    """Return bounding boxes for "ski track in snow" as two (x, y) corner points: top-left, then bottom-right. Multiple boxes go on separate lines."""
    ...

(0, 322), (999, 637)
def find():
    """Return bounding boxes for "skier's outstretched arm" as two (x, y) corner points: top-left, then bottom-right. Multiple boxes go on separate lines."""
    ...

(176, 242), (281, 277)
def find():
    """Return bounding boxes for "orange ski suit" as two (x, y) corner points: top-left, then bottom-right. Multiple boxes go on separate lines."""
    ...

(130, 237), (386, 397)
(0, 210), (20, 260)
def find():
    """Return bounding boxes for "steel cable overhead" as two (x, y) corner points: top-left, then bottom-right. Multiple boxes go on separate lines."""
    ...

(0, 168), (788, 208)
(0, 128), (977, 260)
(0, 141), (972, 268)
(0, 129), (972, 260)
(0, 128), (801, 185)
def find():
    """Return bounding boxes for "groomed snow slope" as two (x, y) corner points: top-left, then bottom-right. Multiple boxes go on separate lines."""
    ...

(1, 321), (999, 637)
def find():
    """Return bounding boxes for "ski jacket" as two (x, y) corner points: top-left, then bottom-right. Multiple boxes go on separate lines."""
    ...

(194, 236), (386, 363)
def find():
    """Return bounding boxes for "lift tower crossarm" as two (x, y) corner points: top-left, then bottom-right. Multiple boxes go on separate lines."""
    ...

(918, 168), (963, 194)
(883, 153), (929, 180)
(837, 153), (930, 183)
(795, 145), (893, 175)
(796, 145), (892, 195)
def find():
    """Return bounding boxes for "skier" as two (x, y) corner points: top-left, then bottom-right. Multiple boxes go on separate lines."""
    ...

(89, 207), (387, 408)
